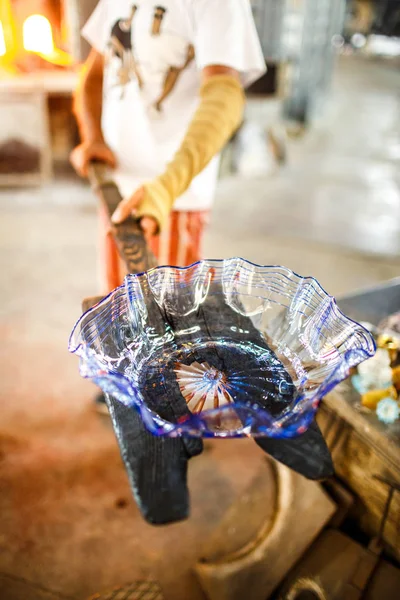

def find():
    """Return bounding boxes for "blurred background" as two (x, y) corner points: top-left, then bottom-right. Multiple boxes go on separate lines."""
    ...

(0, 1), (399, 599)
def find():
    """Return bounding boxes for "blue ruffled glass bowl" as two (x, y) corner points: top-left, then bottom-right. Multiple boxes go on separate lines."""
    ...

(69, 258), (375, 438)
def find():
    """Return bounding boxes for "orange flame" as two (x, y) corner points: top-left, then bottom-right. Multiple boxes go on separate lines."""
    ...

(23, 14), (54, 55)
(23, 14), (73, 66)
(0, 21), (6, 56)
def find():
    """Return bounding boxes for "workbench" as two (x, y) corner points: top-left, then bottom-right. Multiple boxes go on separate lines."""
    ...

(318, 278), (400, 561)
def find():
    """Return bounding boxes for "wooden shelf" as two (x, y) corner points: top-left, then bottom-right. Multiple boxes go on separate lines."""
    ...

(0, 68), (80, 95)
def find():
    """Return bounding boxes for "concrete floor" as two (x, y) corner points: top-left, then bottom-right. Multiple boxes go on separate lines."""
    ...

(0, 55), (399, 599)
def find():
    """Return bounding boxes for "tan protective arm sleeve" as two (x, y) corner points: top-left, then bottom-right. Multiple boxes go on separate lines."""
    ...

(136, 74), (245, 230)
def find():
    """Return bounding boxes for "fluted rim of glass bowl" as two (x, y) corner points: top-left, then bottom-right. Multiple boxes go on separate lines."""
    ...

(69, 258), (376, 438)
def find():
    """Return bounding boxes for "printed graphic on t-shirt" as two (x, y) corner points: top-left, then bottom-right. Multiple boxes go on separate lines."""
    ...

(105, 4), (195, 110)
(107, 5), (143, 90)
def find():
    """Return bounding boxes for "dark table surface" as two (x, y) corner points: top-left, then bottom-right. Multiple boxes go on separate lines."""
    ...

(337, 277), (400, 327)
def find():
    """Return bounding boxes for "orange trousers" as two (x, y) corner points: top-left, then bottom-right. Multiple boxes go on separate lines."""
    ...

(99, 206), (210, 293)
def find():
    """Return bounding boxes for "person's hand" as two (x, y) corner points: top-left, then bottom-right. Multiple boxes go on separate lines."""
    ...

(70, 140), (116, 178)
(112, 186), (158, 241)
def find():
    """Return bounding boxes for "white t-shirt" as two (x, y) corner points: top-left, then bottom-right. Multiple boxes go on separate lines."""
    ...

(82, 0), (266, 211)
